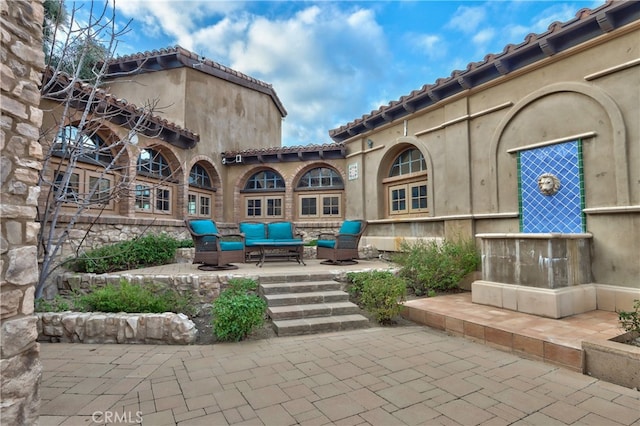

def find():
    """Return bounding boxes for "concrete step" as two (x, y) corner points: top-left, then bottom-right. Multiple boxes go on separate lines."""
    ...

(273, 314), (370, 337)
(260, 280), (342, 295)
(264, 290), (349, 307)
(268, 301), (361, 320)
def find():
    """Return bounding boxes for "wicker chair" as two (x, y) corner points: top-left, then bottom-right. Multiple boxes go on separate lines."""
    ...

(316, 220), (368, 265)
(185, 219), (245, 270)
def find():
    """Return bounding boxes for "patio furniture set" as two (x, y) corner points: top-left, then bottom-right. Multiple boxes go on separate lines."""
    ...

(185, 219), (367, 270)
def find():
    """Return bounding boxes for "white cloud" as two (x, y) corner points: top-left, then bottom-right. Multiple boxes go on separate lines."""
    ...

(414, 34), (443, 58)
(211, 4), (390, 145)
(530, 4), (582, 33)
(115, 0), (243, 50)
(472, 28), (495, 47)
(447, 5), (487, 33)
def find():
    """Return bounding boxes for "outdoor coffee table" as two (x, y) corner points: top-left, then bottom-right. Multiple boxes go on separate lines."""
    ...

(255, 241), (306, 267)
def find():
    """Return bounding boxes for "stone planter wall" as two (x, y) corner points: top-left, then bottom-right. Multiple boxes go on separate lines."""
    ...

(36, 312), (196, 345)
(582, 333), (640, 389)
(582, 332), (640, 390)
(57, 271), (225, 304)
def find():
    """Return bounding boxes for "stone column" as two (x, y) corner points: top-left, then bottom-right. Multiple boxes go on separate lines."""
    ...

(1, 0), (45, 423)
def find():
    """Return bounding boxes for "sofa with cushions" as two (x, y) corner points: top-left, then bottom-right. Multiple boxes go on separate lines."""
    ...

(238, 221), (304, 264)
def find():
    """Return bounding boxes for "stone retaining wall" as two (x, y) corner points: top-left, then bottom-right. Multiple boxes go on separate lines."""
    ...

(36, 312), (196, 345)
(57, 272), (225, 304)
(1, 0), (45, 423)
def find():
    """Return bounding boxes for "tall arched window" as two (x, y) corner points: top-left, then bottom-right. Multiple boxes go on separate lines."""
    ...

(135, 148), (174, 215)
(51, 125), (116, 210)
(188, 163), (215, 217)
(296, 167), (344, 219)
(384, 148), (428, 216)
(241, 170), (285, 219)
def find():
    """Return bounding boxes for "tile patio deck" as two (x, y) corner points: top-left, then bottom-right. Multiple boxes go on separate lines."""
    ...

(38, 259), (639, 425)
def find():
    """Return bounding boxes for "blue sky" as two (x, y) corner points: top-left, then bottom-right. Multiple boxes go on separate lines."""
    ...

(83, 0), (600, 146)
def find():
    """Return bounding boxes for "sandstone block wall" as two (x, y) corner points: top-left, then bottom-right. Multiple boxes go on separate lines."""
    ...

(36, 312), (197, 345)
(1, 0), (45, 423)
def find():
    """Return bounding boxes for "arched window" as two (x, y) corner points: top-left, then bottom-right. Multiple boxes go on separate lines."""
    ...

(384, 148), (428, 216)
(188, 163), (215, 217)
(241, 170), (285, 219)
(135, 148), (174, 215)
(137, 148), (171, 178)
(244, 170), (285, 190)
(389, 148), (426, 177)
(54, 125), (114, 165)
(51, 125), (116, 210)
(296, 167), (344, 219)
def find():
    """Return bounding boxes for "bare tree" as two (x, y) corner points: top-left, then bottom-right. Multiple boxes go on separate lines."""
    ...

(36, 1), (171, 298)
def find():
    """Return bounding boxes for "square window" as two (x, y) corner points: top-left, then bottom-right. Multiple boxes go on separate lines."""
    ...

(301, 197), (317, 216)
(247, 198), (262, 217)
(188, 194), (197, 215)
(200, 196), (210, 216)
(89, 176), (111, 204)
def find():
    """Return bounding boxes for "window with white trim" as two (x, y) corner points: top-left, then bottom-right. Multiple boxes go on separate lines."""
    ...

(53, 169), (115, 209)
(135, 148), (175, 215)
(188, 163), (215, 217)
(384, 148), (428, 216)
(134, 181), (172, 214)
(242, 170), (285, 219)
(244, 196), (284, 218)
(50, 125), (117, 212)
(296, 167), (344, 219)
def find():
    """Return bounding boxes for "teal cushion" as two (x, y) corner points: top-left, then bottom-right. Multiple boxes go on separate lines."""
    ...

(245, 239), (271, 246)
(268, 222), (293, 240)
(190, 220), (218, 234)
(219, 241), (244, 251)
(240, 222), (266, 240)
(339, 220), (361, 235)
(317, 240), (336, 249)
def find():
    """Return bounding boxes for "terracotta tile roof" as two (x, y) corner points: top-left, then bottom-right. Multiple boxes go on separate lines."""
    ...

(221, 143), (346, 165)
(41, 68), (199, 149)
(104, 46), (287, 117)
(329, 0), (640, 142)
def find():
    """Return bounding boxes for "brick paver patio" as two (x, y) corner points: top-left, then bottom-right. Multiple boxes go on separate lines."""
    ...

(39, 324), (640, 425)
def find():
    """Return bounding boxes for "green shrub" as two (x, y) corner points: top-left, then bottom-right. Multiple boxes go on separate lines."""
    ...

(392, 237), (479, 296)
(176, 238), (194, 248)
(74, 279), (194, 314)
(71, 234), (180, 273)
(347, 271), (406, 324)
(211, 278), (267, 341)
(35, 294), (72, 312)
(618, 299), (640, 334)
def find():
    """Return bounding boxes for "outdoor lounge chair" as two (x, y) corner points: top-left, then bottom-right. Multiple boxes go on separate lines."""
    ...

(316, 219), (367, 265)
(185, 219), (245, 270)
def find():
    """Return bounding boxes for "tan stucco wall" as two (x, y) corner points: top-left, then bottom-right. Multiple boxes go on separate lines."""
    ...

(104, 67), (282, 156)
(346, 22), (639, 288)
(104, 66), (284, 223)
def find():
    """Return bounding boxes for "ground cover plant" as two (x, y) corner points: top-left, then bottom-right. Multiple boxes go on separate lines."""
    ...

(346, 271), (407, 324)
(69, 234), (182, 274)
(392, 237), (480, 296)
(211, 278), (267, 342)
(35, 279), (195, 316)
(618, 299), (640, 346)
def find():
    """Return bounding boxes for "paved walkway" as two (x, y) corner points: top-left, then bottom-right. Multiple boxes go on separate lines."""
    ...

(40, 325), (640, 425)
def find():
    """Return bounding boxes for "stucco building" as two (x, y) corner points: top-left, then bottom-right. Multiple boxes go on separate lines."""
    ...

(327, 0), (640, 315)
(38, 1), (638, 312)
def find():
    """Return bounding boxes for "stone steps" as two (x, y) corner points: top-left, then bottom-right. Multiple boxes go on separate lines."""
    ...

(259, 280), (370, 336)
